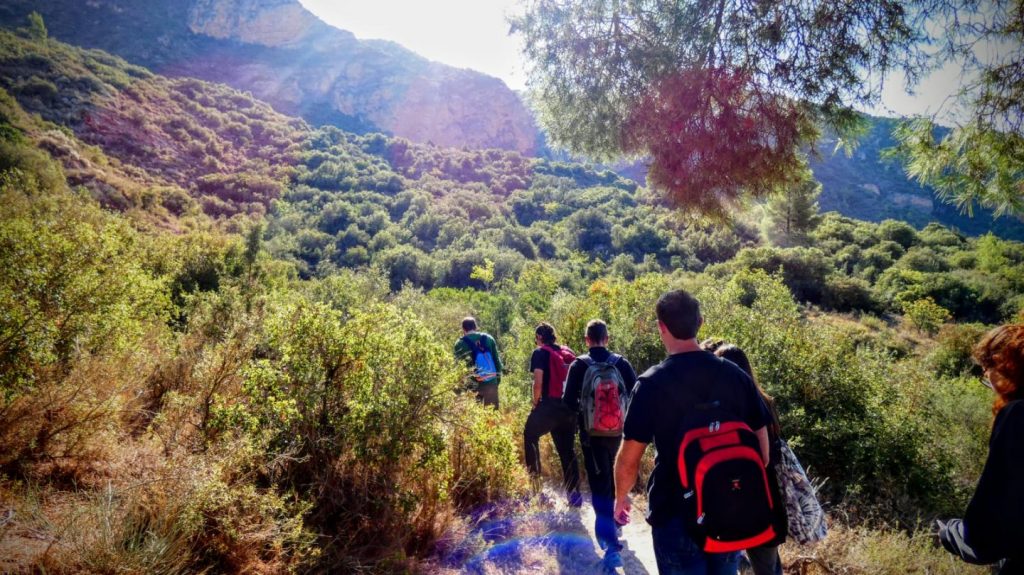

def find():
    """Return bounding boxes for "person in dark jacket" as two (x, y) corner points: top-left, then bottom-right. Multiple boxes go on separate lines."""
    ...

(939, 324), (1024, 573)
(702, 339), (788, 575)
(563, 319), (638, 568)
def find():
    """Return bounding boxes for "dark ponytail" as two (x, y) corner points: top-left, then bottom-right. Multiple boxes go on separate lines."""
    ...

(535, 322), (557, 345)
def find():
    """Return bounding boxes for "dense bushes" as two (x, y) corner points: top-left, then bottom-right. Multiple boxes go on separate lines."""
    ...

(0, 156), (536, 571)
(697, 272), (964, 518)
(0, 169), (167, 471)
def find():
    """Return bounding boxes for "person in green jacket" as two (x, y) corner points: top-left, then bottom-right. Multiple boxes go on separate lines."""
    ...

(454, 317), (503, 408)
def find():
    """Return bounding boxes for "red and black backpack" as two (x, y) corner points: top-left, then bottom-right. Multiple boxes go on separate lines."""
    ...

(677, 399), (776, 553)
(542, 344), (575, 399)
(579, 354), (628, 436)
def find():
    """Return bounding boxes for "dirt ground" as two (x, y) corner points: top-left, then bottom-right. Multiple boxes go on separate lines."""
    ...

(426, 485), (657, 575)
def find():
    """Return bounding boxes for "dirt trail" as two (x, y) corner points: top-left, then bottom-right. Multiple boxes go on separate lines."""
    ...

(429, 486), (659, 574)
(580, 497), (658, 574)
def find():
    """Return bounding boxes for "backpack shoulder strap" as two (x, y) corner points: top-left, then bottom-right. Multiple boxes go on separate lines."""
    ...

(461, 335), (478, 356)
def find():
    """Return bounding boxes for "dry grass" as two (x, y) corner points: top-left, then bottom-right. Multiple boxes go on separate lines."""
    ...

(779, 521), (989, 575)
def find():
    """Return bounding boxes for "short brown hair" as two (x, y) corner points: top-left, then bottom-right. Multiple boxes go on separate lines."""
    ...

(462, 317), (478, 332)
(656, 290), (702, 340)
(586, 319), (609, 343)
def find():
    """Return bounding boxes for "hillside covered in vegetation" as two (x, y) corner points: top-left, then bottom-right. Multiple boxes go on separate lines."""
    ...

(0, 0), (540, 153)
(0, 22), (1020, 574)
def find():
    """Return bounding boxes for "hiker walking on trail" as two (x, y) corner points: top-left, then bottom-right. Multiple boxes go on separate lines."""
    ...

(613, 290), (772, 575)
(938, 324), (1024, 573)
(701, 339), (788, 575)
(563, 319), (638, 569)
(524, 322), (582, 506)
(454, 317), (503, 409)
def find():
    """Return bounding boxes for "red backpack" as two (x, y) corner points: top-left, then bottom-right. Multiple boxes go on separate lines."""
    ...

(542, 344), (576, 399)
(580, 355), (628, 437)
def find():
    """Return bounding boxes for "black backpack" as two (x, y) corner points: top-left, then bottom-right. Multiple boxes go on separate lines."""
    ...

(676, 386), (776, 552)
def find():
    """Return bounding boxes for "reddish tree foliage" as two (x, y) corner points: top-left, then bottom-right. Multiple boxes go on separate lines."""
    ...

(622, 69), (817, 216)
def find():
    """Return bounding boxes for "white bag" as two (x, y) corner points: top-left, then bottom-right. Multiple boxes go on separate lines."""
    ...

(777, 440), (828, 544)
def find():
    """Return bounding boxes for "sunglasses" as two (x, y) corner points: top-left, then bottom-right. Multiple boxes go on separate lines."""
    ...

(981, 376), (994, 390)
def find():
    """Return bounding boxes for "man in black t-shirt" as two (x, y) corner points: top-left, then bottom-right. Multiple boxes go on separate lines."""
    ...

(613, 290), (770, 575)
(563, 319), (637, 568)
(524, 322), (581, 506)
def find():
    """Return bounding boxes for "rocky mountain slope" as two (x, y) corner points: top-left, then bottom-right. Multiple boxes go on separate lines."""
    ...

(809, 117), (1024, 240)
(0, 0), (539, 154)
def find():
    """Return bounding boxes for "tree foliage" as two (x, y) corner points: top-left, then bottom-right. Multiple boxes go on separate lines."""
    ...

(25, 11), (46, 41)
(763, 168), (822, 246)
(892, 1), (1024, 216)
(894, 118), (1024, 217)
(512, 0), (925, 213)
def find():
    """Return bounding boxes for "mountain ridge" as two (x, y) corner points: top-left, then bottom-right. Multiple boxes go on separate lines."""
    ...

(2, 4), (1021, 239)
(0, 0), (540, 153)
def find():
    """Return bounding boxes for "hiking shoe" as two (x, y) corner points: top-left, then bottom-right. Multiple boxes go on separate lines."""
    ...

(604, 549), (623, 569)
(568, 491), (583, 508)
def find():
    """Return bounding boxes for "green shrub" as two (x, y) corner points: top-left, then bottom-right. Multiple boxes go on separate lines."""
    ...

(896, 246), (950, 273)
(710, 246), (834, 304)
(928, 323), (989, 378)
(228, 299), (522, 569)
(903, 297), (952, 335)
(697, 270), (959, 520)
(823, 275), (879, 313)
(877, 219), (918, 249)
(0, 172), (168, 468)
(15, 76), (58, 101)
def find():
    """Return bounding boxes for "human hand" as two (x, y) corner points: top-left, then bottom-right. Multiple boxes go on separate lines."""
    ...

(613, 495), (631, 526)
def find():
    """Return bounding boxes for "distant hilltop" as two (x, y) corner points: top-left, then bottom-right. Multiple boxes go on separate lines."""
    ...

(0, 0), (540, 154)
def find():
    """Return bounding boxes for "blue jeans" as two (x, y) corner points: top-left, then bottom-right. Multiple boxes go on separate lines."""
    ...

(652, 516), (739, 575)
(580, 434), (622, 552)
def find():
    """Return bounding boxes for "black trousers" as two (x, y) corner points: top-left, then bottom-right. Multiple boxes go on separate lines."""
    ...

(524, 399), (580, 495)
(581, 433), (622, 552)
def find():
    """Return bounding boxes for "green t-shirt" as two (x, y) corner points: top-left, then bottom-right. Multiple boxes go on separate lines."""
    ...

(454, 332), (502, 384)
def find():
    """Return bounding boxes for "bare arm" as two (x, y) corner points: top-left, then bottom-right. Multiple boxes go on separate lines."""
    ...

(613, 439), (647, 524)
(755, 425), (769, 465)
(532, 368), (543, 406)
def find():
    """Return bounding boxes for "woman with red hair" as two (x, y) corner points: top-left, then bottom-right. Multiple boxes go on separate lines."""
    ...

(939, 324), (1024, 572)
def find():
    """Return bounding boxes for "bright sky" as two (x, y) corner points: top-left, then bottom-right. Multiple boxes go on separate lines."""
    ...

(299, 0), (968, 123)
(299, 0), (527, 90)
